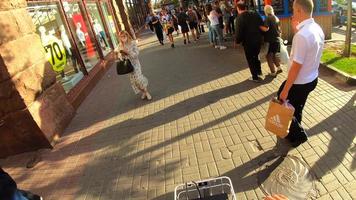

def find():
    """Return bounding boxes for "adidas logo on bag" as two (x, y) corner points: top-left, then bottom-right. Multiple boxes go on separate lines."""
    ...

(269, 114), (283, 128)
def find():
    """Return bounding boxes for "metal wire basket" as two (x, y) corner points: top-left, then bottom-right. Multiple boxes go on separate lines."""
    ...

(174, 176), (237, 200)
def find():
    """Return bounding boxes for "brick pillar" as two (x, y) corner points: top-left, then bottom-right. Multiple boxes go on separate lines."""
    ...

(0, 0), (75, 158)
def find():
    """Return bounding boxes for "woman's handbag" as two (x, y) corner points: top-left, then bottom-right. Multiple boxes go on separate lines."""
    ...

(278, 38), (290, 65)
(116, 58), (134, 75)
(265, 98), (295, 138)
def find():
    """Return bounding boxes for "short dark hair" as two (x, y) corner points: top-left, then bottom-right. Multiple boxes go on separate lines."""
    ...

(205, 4), (213, 13)
(236, 2), (247, 11)
(179, 7), (184, 12)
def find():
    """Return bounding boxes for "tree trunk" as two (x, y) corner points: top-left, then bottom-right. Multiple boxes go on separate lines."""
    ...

(343, 0), (352, 57)
(115, 0), (136, 39)
(180, 0), (184, 8)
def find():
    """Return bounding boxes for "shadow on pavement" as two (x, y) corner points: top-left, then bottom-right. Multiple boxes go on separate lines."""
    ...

(65, 33), (247, 134)
(308, 94), (356, 178)
(23, 77), (275, 199)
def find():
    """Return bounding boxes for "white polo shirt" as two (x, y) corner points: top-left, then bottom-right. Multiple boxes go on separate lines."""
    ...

(288, 18), (325, 84)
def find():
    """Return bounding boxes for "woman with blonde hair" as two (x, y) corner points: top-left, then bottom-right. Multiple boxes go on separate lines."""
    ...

(116, 31), (152, 100)
(263, 5), (282, 77)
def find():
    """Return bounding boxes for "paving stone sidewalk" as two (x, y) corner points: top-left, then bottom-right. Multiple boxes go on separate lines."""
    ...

(1, 31), (355, 200)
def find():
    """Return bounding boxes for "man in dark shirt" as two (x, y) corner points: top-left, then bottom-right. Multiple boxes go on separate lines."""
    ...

(177, 7), (191, 44)
(235, 2), (265, 82)
(151, 13), (164, 45)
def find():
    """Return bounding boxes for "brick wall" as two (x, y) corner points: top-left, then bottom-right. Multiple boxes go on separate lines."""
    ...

(0, 0), (75, 158)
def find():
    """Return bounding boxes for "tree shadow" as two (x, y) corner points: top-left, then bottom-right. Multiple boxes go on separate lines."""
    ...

(65, 33), (247, 134)
(11, 79), (275, 199)
(308, 94), (356, 179)
(40, 76), (275, 163)
(152, 138), (291, 200)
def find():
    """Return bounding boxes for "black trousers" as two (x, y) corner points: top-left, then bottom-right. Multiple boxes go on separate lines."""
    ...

(243, 42), (262, 79)
(277, 78), (318, 141)
(155, 28), (164, 42)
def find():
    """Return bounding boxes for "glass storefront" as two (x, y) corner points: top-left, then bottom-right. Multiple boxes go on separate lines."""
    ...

(27, 2), (85, 93)
(101, 2), (119, 48)
(86, 2), (112, 56)
(62, 1), (100, 72)
(26, 0), (121, 93)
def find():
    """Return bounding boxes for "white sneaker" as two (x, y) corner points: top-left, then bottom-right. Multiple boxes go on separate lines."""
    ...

(146, 92), (152, 100)
(220, 46), (227, 50)
(268, 72), (277, 77)
(215, 45), (220, 49)
(141, 93), (146, 100)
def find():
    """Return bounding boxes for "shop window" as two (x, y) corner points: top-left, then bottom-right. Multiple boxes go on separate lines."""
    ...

(257, 0), (286, 15)
(27, 2), (85, 93)
(62, 1), (100, 72)
(86, 2), (112, 56)
(319, 0), (329, 12)
(100, 2), (119, 48)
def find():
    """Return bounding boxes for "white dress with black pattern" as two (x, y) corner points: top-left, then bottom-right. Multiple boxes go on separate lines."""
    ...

(118, 41), (148, 94)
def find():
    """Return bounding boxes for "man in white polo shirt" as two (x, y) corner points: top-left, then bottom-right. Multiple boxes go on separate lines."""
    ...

(277, 0), (325, 147)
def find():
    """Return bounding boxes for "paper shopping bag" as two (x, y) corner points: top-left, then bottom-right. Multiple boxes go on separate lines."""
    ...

(265, 98), (295, 138)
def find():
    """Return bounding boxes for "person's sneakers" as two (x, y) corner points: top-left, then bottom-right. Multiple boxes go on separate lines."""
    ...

(268, 72), (277, 77)
(188, 40), (191, 44)
(160, 41), (164, 45)
(290, 137), (308, 148)
(146, 92), (152, 100)
(276, 67), (283, 74)
(184, 39), (187, 44)
(215, 45), (220, 49)
(141, 93), (146, 100)
(171, 43), (175, 48)
(249, 76), (263, 83)
(219, 46), (227, 50)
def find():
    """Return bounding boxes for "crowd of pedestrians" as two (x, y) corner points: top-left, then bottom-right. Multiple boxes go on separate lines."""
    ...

(140, 0), (324, 148)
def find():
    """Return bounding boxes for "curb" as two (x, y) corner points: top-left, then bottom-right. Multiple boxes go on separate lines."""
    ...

(320, 63), (356, 85)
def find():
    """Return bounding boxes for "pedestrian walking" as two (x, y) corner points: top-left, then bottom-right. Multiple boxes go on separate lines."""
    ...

(196, 5), (206, 33)
(166, 11), (176, 48)
(151, 13), (164, 45)
(187, 6), (200, 41)
(171, 9), (180, 35)
(277, 0), (324, 147)
(177, 7), (191, 44)
(213, 1), (225, 40)
(221, 0), (232, 35)
(116, 31), (152, 100)
(235, 2), (265, 82)
(262, 5), (283, 77)
(205, 4), (215, 47)
(145, 14), (154, 33)
(208, 4), (227, 50)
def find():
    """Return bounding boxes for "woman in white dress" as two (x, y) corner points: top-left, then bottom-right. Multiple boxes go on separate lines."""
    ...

(116, 31), (152, 100)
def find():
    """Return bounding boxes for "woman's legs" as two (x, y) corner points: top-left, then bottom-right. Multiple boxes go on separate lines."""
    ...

(266, 52), (276, 74)
(211, 25), (220, 46)
(190, 24), (197, 41)
(213, 25), (224, 47)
